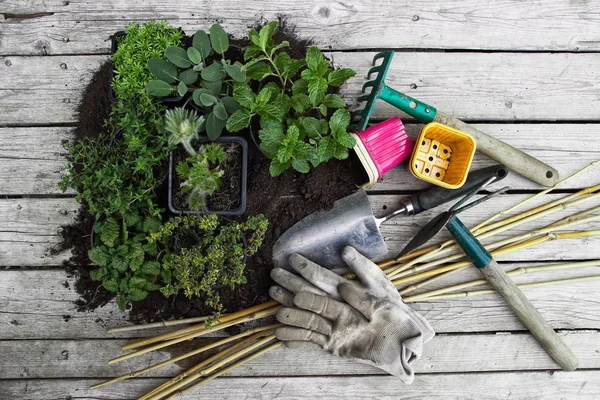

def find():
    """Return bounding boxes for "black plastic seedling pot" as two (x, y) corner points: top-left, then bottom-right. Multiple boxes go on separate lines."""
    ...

(108, 30), (186, 106)
(168, 136), (248, 216)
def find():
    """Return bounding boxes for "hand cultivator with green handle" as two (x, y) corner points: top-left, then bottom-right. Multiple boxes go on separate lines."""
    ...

(352, 51), (560, 187)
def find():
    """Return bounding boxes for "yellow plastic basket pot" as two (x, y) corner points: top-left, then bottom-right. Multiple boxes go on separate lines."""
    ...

(409, 122), (476, 189)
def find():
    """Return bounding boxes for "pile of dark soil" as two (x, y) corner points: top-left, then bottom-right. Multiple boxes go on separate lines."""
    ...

(56, 20), (367, 323)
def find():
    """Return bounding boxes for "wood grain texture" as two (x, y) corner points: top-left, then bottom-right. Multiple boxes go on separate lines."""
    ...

(1, 0), (600, 55)
(2, 52), (600, 125)
(2, 193), (599, 267)
(0, 331), (598, 379)
(2, 372), (600, 400)
(1, 265), (599, 340)
(2, 125), (599, 195)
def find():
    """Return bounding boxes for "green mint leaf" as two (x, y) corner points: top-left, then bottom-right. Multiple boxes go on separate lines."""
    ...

(127, 288), (149, 302)
(177, 81), (188, 97)
(275, 93), (291, 116)
(318, 104), (328, 117)
(308, 78), (328, 106)
(329, 109), (351, 134)
(292, 159), (310, 173)
(302, 117), (329, 138)
(328, 68), (357, 87)
(307, 147), (321, 167)
(258, 20), (278, 50)
(277, 146), (293, 163)
(147, 58), (178, 83)
(187, 47), (202, 64)
(336, 131), (357, 148)
(214, 102), (228, 120)
(209, 24), (229, 54)
(224, 62), (246, 82)
(315, 60), (330, 77)
(100, 217), (120, 247)
(142, 217), (162, 234)
(193, 29), (211, 59)
(103, 279), (119, 293)
(269, 159), (291, 176)
(226, 109), (252, 132)
(111, 256), (128, 273)
(116, 294), (127, 311)
(270, 40), (290, 56)
(233, 84), (256, 108)
(248, 29), (260, 47)
(290, 93), (310, 114)
(244, 45), (262, 61)
(88, 247), (109, 268)
(292, 79), (309, 95)
(333, 142), (350, 160)
(322, 94), (346, 109)
(166, 47), (192, 68)
(145, 80), (173, 97)
(129, 276), (148, 289)
(301, 68), (319, 81)
(286, 125), (300, 142)
(89, 268), (107, 281)
(201, 62), (225, 82)
(256, 86), (274, 106)
(245, 62), (273, 80)
(123, 212), (140, 227)
(305, 46), (324, 72)
(179, 69), (199, 85)
(257, 104), (284, 122)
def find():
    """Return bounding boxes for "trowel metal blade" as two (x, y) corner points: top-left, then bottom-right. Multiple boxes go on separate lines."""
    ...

(272, 191), (388, 270)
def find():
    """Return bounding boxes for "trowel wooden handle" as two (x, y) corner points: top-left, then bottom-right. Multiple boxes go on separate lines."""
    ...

(434, 111), (559, 187)
(479, 260), (579, 371)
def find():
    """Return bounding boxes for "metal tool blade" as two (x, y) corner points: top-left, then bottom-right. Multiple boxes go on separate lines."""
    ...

(397, 211), (453, 258)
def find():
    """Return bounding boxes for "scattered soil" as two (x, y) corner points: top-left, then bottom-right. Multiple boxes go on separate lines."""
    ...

(57, 19), (368, 323)
(171, 141), (242, 212)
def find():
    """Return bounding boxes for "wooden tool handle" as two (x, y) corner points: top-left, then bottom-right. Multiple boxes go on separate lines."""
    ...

(479, 260), (579, 371)
(434, 111), (559, 187)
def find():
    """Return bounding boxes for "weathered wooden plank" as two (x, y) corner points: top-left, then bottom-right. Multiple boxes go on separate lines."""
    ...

(1, 331), (598, 379)
(2, 372), (600, 400)
(1, 264), (600, 339)
(1, 193), (598, 267)
(0, 198), (79, 266)
(1, 125), (598, 195)
(2, 52), (600, 125)
(2, 0), (600, 55)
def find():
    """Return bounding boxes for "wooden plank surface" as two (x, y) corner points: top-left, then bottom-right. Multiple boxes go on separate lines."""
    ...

(1, 331), (599, 379)
(2, 0), (600, 55)
(1, 126), (599, 195)
(2, 372), (600, 400)
(2, 264), (599, 339)
(3, 52), (600, 125)
(2, 192), (597, 266)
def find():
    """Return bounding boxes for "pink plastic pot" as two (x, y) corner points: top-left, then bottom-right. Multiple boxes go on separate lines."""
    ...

(353, 117), (413, 184)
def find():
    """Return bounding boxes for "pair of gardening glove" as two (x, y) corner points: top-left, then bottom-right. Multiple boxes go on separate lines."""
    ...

(269, 246), (435, 383)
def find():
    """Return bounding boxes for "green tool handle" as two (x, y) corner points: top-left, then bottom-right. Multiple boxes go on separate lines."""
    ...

(378, 86), (559, 187)
(446, 217), (579, 372)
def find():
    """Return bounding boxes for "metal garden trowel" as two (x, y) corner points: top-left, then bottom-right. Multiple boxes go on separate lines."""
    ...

(352, 51), (559, 187)
(397, 178), (579, 372)
(272, 165), (508, 271)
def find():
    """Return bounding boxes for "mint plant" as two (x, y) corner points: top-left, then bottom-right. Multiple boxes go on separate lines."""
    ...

(148, 214), (269, 322)
(146, 24), (244, 139)
(88, 211), (168, 311)
(226, 20), (357, 176)
(176, 143), (226, 210)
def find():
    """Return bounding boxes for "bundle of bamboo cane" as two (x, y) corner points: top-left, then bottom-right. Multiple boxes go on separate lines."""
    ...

(94, 161), (600, 399)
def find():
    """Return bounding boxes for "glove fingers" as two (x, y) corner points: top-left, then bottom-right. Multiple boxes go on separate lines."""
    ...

(293, 292), (348, 321)
(341, 246), (394, 293)
(271, 268), (328, 297)
(289, 253), (346, 300)
(283, 341), (323, 350)
(269, 285), (295, 307)
(277, 307), (333, 336)
(275, 326), (328, 348)
(339, 282), (378, 320)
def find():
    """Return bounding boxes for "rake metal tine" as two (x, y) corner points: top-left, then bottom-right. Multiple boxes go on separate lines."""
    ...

(367, 65), (384, 80)
(361, 80), (376, 93)
(357, 94), (372, 104)
(372, 51), (392, 65)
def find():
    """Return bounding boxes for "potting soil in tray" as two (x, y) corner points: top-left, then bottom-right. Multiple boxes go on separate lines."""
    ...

(171, 142), (243, 212)
(56, 20), (368, 324)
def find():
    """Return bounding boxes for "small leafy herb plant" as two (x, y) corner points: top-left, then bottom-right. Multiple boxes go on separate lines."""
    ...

(88, 211), (167, 311)
(146, 24), (245, 139)
(226, 20), (357, 176)
(148, 214), (268, 321)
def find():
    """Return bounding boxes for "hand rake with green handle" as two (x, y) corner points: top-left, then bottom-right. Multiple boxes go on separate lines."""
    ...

(352, 51), (560, 187)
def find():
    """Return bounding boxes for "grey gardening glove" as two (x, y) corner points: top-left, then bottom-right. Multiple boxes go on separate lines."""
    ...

(269, 246), (434, 383)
